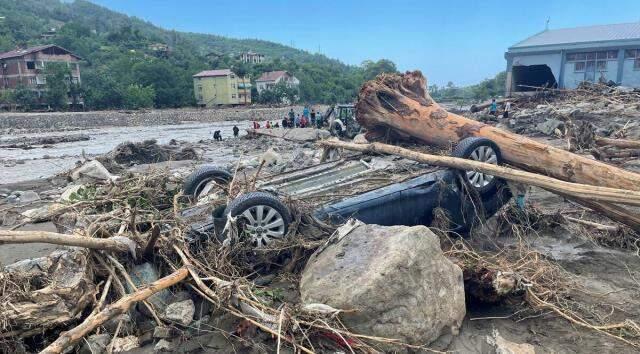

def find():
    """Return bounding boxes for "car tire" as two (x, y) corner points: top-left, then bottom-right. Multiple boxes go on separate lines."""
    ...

(183, 166), (233, 199)
(224, 192), (292, 248)
(452, 137), (503, 196)
(331, 122), (343, 137)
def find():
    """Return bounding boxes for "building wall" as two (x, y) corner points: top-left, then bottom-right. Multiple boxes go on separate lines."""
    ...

(194, 74), (251, 106)
(563, 59), (619, 89)
(511, 53), (563, 80)
(506, 53), (562, 94)
(507, 44), (640, 94)
(0, 52), (81, 91)
(621, 57), (640, 86)
(255, 75), (300, 94)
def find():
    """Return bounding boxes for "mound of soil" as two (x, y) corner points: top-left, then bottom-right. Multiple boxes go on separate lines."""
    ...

(97, 139), (198, 171)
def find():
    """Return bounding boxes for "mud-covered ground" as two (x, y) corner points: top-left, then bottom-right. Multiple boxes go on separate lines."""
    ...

(1, 105), (640, 353)
(0, 106), (315, 184)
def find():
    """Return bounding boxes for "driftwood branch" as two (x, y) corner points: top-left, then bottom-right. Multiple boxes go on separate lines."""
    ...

(596, 137), (640, 149)
(40, 267), (189, 354)
(319, 139), (640, 207)
(0, 231), (132, 253)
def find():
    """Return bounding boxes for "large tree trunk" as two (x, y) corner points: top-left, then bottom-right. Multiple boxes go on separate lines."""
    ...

(356, 71), (640, 191)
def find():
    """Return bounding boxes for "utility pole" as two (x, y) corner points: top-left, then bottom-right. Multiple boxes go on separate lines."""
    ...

(545, 17), (550, 31)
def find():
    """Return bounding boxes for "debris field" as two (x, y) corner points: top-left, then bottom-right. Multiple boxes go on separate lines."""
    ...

(0, 72), (640, 354)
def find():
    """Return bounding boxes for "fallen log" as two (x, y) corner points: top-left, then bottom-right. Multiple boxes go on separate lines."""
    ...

(40, 267), (189, 354)
(319, 140), (640, 207)
(567, 198), (640, 232)
(0, 231), (133, 253)
(596, 137), (640, 149)
(564, 216), (620, 232)
(470, 98), (507, 113)
(356, 71), (640, 191)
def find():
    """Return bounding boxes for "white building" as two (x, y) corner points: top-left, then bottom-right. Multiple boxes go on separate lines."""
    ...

(506, 22), (640, 96)
(255, 70), (300, 93)
(240, 51), (265, 64)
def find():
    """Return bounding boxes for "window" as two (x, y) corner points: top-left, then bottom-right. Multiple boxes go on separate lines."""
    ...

(71, 76), (79, 84)
(608, 50), (618, 59)
(26, 61), (35, 70)
(231, 83), (235, 89)
(35, 61), (45, 70)
(29, 77), (36, 85)
(197, 85), (202, 91)
(35, 76), (46, 85)
(597, 61), (607, 71)
(574, 62), (585, 72)
(623, 49), (640, 70)
(231, 94), (236, 98)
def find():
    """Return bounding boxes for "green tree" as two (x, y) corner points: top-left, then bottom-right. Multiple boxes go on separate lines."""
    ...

(14, 86), (39, 111)
(362, 59), (398, 81)
(44, 62), (71, 110)
(0, 90), (16, 107)
(123, 84), (155, 109)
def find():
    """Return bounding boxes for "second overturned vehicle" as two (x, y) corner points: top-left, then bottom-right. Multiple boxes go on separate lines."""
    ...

(184, 137), (512, 247)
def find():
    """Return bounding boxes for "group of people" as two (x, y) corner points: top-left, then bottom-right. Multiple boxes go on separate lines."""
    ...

(283, 106), (324, 129)
(251, 105), (325, 130)
(210, 125), (240, 141)
(213, 105), (324, 141)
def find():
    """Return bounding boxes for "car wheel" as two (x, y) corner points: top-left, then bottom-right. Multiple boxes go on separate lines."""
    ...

(331, 122), (343, 137)
(224, 192), (292, 248)
(452, 137), (502, 196)
(183, 166), (233, 201)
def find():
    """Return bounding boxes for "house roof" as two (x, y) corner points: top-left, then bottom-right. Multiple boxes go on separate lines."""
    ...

(193, 69), (233, 78)
(256, 70), (289, 82)
(510, 22), (640, 49)
(0, 44), (82, 60)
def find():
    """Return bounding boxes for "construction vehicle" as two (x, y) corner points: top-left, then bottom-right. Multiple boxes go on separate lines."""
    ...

(324, 104), (361, 138)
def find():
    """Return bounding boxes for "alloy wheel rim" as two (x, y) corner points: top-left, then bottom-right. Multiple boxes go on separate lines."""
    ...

(466, 146), (497, 188)
(240, 205), (286, 247)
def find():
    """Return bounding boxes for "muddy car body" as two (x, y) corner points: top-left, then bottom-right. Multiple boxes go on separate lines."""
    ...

(185, 137), (511, 246)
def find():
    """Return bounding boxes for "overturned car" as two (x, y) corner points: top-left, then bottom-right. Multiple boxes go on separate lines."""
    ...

(184, 137), (512, 247)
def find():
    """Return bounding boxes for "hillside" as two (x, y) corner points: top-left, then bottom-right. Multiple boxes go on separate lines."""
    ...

(0, 0), (397, 109)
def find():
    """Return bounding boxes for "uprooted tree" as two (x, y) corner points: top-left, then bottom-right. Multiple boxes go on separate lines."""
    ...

(355, 71), (640, 229)
(356, 71), (640, 190)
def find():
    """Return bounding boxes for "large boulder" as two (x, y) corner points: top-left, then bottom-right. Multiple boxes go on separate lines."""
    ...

(300, 222), (465, 350)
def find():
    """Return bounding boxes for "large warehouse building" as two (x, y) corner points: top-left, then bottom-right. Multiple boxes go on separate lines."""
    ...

(505, 22), (640, 95)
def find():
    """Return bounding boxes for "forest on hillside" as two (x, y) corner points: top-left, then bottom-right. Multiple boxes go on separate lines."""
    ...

(0, 0), (503, 111)
(0, 0), (402, 110)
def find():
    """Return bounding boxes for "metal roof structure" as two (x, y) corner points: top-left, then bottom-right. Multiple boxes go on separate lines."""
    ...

(193, 69), (233, 78)
(0, 44), (82, 60)
(510, 22), (640, 49)
(255, 70), (289, 82)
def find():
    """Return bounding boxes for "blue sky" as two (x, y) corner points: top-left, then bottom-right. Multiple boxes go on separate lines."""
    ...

(91, 0), (640, 86)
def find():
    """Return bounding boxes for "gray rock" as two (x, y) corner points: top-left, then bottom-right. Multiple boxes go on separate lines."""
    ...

(153, 326), (174, 339)
(164, 299), (195, 326)
(79, 333), (111, 354)
(535, 118), (564, 135)
(71, 160), (118, 182)
(12, 190), (40, 204)
(300, 222), (465, 351)
(103, 313), (135, 335)
(111, 335), (139, 352)
(154, 339), (174, 352)
(130, 263), (171, 314)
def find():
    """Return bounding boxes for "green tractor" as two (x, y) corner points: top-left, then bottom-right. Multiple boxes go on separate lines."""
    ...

(325, 104), (361, 139)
